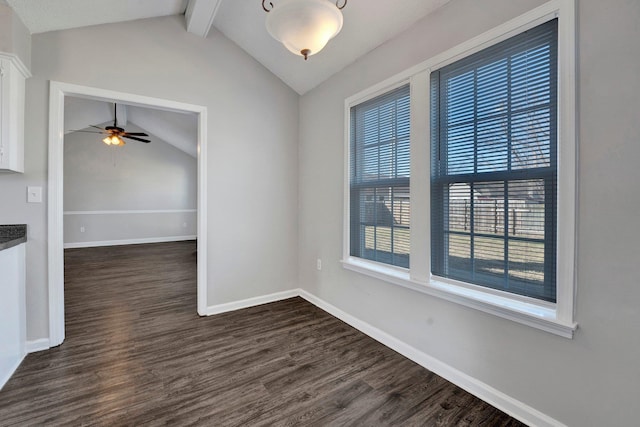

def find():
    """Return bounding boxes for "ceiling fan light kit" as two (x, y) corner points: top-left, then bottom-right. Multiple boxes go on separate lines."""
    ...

(103, 135), (125, 146)
(263, 0), (347, 60)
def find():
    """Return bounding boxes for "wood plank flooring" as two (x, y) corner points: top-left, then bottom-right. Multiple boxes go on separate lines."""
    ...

(0, 241), (526, 426)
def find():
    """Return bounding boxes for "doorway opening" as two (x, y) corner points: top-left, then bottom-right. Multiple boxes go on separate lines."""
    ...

(48, 81), (208, 347)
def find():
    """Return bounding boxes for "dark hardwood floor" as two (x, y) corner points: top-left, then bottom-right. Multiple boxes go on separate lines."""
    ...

(0, 241), (526, 426)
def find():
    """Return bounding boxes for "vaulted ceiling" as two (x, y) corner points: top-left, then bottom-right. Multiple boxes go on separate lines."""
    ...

(64, 98), (198, 157)
(6, 0), (451, 94)
(7, 0), (451, 153)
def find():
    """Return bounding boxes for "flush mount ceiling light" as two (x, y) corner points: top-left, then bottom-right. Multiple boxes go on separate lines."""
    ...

(262, 0), (347, 60)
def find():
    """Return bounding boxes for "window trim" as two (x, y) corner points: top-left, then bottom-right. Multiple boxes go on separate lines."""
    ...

(343, 0), (577, 338)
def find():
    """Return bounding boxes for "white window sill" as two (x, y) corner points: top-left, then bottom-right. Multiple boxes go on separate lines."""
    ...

(341, 257), (577, 338)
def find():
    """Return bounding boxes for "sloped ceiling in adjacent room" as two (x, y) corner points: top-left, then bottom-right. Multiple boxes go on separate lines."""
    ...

(64, 97), (197, 158)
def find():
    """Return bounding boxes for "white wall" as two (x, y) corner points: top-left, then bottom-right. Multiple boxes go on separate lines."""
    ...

(64, 121), (197, 246)
(0, 15), (299, 340)
(0, 4), (31, 68)
(298, 0), (640, 425)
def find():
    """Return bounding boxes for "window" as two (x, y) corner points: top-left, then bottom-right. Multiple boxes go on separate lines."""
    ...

(349, 84), (411, 268)
(431, 20), (558, 302)
(344, 0), (576, 337)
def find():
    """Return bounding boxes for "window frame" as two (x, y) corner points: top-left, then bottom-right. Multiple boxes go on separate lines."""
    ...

(343, 0), (577, 338)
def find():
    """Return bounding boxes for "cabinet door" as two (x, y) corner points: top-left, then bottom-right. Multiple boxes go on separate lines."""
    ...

(0, 57), (26, 173)
(0, 244), (26, 389)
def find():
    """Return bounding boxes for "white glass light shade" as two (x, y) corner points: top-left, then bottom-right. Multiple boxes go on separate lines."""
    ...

(266, 0), (343, 59)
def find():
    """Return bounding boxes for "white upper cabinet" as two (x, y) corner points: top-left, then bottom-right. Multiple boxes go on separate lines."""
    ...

(0, 55), (29, 173)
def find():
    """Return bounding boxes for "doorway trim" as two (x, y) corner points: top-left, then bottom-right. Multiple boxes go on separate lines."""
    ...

(48, 81), (208, 347)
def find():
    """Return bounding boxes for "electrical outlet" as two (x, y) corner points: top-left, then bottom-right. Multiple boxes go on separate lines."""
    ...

(316, 258), (322, 271)
(80, 226), (85, 233)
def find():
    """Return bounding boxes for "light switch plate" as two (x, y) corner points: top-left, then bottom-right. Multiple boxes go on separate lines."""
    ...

(27, 186), (43, 203)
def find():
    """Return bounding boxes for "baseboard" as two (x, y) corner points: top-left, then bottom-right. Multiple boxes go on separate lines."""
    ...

(204, 289), (299, 316)
(64, 235), (197, 249)
(297, 289), (565, 427)
(0, 353), (25, 391)
(26, 338), (51, 353)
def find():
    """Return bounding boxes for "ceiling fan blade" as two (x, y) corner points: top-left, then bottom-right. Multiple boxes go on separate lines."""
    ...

(90, 125), (106, 130)
(67, 130), (105, 134)
(123, 132), (149, 137)
(123, 135), (151, 143)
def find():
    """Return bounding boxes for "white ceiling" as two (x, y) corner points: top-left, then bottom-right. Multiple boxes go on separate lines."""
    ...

(6, 0), (451, 95)
(10, 0), (450, 146)
(5, 0), (188, 34)
(213, 0), (451, 94)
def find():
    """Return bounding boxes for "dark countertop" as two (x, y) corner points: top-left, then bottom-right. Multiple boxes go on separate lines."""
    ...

(0, 224), (27, 251)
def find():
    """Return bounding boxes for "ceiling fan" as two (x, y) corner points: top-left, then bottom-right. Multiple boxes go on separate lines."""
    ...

(71, 103), (151, 146)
